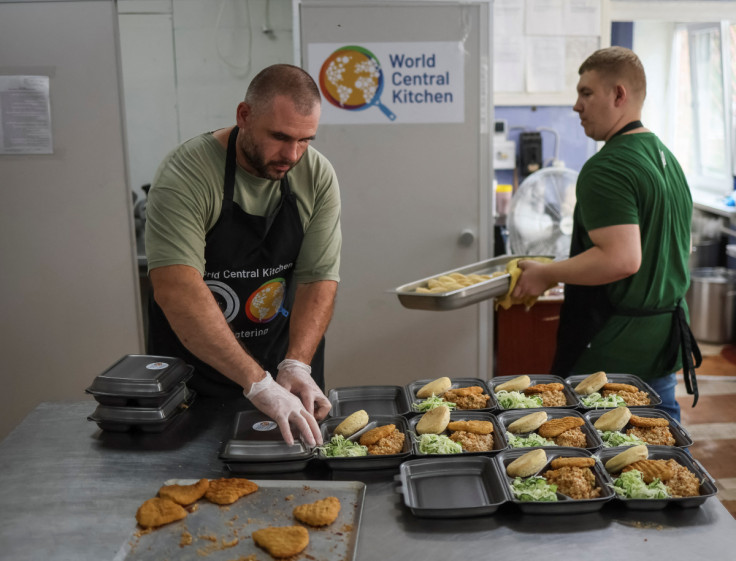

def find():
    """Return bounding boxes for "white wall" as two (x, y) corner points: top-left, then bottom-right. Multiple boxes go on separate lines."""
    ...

(0, 0), (141, 440)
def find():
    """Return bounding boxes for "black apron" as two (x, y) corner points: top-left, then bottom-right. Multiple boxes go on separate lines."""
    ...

(147, 126), (325, 397)
(550, 121), (701, 405)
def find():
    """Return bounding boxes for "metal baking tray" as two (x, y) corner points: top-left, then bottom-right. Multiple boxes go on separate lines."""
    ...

(85, 354), (193, 402)
(409, 410), (507, 456)
(490, 374), (582, 410)
(327, 385), (411, 417)
(498, 408), (602, 451)
(114, 479), (366, 561)
(585, 407), (693, 449)
(391, 254), (553, 311)
(598, 446), (717, 509)
(316, 414), (412, 471)
(219, 410), (314, 473)
(406, 377), (497, 413)
(498, 447), (615, 514)
(396, 456), (511, 517)
(565, 373), (662, 409)
(87, 386), (195, 432)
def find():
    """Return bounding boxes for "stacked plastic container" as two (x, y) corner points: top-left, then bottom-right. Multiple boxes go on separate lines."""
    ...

(86, 354), (195, 432)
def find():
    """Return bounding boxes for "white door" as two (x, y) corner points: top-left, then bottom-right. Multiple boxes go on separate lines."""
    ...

(297, 1), (493, 388)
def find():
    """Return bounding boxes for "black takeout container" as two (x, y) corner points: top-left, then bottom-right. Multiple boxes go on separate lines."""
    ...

(585, 407), (693, 449)
(409, 410), (507, 456)
(327, 385), (411, 417)
(396, 456), (511, 517)
(490, 374), (581, 410)
(406, 377), (497, 413)
(85, 354), (193, 406)
(498, 408), (602, 451)
(565, 373), (662, 409)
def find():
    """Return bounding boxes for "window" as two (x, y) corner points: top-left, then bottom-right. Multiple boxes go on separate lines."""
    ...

(666, 22), (733, 195)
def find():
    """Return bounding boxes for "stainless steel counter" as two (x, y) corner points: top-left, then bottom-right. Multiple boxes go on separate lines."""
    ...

(1, 399), (734, 561)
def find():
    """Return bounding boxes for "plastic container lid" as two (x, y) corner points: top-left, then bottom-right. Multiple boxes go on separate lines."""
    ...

(88, 383), (192, 424)
(85, 354), (193, 397)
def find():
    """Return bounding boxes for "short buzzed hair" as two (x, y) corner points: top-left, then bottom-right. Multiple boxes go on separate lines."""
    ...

(245, 64), (321, 116)
(579, 46), (647, 102)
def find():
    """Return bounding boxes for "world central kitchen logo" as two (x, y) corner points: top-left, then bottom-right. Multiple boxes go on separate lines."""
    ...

(318, 45), (454, 121)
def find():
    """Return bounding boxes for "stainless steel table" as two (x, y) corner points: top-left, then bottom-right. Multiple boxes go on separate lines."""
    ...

(1, 399), (734, 561)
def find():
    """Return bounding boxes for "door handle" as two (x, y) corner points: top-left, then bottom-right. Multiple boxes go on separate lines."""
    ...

(458, 229), (475, 247)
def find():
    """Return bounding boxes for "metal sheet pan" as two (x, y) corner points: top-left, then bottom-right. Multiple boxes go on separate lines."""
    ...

(585, 407), (694, 449)
(114, 479), (365, 561)
(599, 446), (717, 509)
(408, 410), (508, 456)
(497, 408), (602, 451)
(498, 447), (615, 514)
(565, 373), (662, 409)
(327, 385), (411, 417)
(396, 456), (511, 518)
(490, 374), (582, 410)
(391, 254), (553, 311)
(406, 377), (497, 413)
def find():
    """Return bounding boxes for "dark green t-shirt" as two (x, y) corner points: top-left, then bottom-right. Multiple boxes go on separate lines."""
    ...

(572, 132), (692, 380)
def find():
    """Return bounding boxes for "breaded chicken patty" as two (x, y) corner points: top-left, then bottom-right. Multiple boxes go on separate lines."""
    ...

(366, 429), (405, 455)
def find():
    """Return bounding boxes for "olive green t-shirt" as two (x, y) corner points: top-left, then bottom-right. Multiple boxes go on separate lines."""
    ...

(572, 132), (692, 380)
(145, 132), (341, 283)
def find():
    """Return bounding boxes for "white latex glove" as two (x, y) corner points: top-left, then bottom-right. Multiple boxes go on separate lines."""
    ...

(244, 372), (322, 446)
(276, 359), (332, 421)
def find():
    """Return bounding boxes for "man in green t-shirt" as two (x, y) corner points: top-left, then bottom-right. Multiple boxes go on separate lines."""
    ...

(145, 65), (341, 445)
(513, 47), (699, 421)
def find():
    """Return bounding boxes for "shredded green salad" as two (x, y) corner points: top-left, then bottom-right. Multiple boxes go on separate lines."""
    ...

(416, 433), (463, 454)
(598, 430), (645, 448)
(510, 476), (558, 502)
(412, 394), (456, 412)
(505, 431), (554, 448)
(317, 435), (368, 457)
(580, 392), (626, 409)
(612, 469), (670, 499)
(495, 390), (543, 409)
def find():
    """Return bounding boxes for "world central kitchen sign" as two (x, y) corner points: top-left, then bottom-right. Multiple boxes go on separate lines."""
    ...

(307, 41), (465, 124)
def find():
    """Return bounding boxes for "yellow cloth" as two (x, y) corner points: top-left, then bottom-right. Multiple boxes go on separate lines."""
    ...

(495, 257), (554, 310)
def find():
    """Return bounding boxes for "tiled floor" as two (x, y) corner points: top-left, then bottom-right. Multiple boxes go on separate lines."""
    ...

(677, 343), (736, 519)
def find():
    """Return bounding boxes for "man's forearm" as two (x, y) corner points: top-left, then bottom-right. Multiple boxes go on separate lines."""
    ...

(150, 265), (265, 391)
(286, 280), (338, 364)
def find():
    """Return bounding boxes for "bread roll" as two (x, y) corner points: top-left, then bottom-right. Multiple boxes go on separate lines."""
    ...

(494, 375), (530, 393)
(604, 444), (648, 473)
(416, 377), (452, 398)
(416, 405), (451, 435)
(506, 449), (548, 477)
(333, 410), (369, 437)
(574, 371), (608, 395)
(506, 411), (548, 434)
(594, 406), (631, 432)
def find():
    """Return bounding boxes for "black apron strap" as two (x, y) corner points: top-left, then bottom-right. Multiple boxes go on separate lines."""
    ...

(615, 301), (701, 406)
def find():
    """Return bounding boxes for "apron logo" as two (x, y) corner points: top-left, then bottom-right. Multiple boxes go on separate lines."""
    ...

(246, 278), (287, 323)
(205, 280), (241, 323)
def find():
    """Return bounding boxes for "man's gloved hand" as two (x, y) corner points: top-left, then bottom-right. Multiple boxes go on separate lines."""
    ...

(244, 372), (322, 446)
(276, 359), (332, 421)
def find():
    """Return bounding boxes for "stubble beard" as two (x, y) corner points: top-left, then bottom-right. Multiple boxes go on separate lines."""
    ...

(239, 131), (296, 180)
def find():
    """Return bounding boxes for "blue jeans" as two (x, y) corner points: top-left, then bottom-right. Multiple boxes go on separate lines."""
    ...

(647, 373), (680, 422)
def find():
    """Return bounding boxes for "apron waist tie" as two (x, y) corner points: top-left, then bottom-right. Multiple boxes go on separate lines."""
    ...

(614, 302), (701, 406)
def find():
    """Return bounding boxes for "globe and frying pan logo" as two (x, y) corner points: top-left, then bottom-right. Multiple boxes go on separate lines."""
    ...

(206, 278), (288, 324)
(319, 45), (396, 121)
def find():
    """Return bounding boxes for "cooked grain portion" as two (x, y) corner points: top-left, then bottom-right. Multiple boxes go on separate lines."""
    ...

(602, 389), (650, 406)
(449, 430), (494, 452)
(627, 426), (676, 446)
(366, 429), (405, 455)
(539, 390), (567, 407)
(553, 427), (587, 447)
(664, 459), (700, 497)
(543, 466), (601, 500)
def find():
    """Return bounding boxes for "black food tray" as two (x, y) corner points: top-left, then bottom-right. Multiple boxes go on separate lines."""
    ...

(317, 414), (412, 471)
(406, 377), (497, 413)
(409, 410), (507, 456)
(87, 387), (195, 432)
(585, 407), (693, 448)
(599, 446), (717, 509)
(396, 456), (511, 517)
(490, 374), (581, 410)
(498, 408), (602, 451)
(327, 385), (411, 417)
(565, 373), (662, 409)
(498, 447), (615, 514)
(219, 410), (314, 473)
(85, 354), (193, 401)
